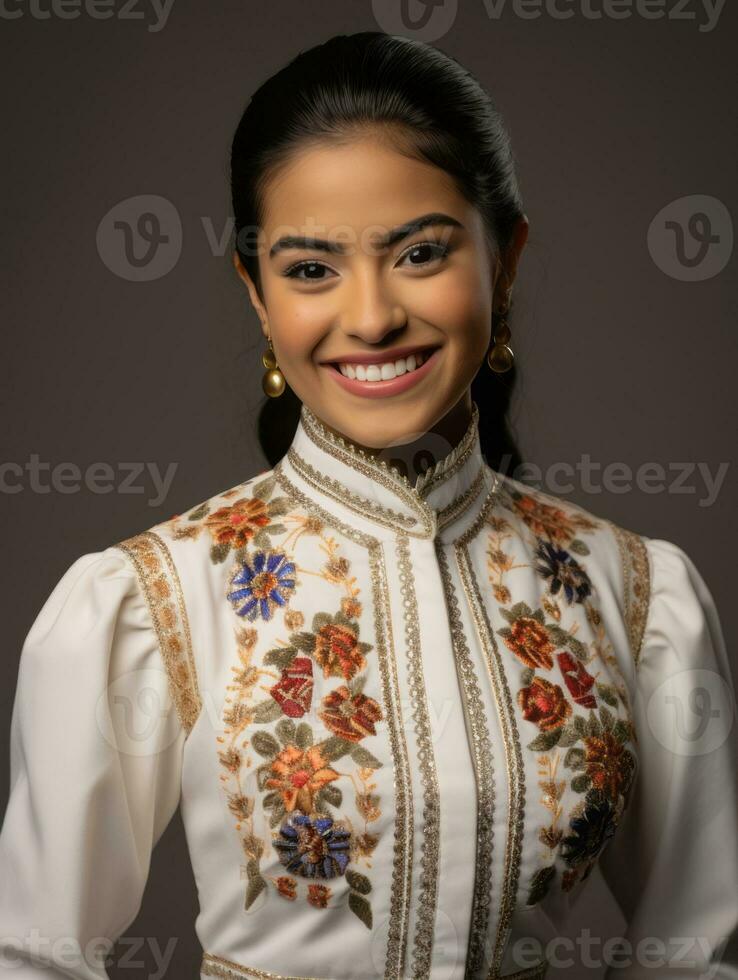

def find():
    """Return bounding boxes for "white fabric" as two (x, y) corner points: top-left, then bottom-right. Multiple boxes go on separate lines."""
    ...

(0, 553), (184, 978)
(0, 403), (736, 979)
(598, 538), (738, 979)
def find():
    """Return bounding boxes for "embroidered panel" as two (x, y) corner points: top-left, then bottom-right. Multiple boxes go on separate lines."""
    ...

(114, 530), (201, 735)
(609, 523), (651, 667)
(163, 470), (415, 979)
(477, 482), (639, 915)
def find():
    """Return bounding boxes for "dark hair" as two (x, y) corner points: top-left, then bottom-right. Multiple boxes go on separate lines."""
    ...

(231, 31), (525, 476)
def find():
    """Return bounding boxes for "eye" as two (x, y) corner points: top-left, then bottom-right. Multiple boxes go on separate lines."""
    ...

(396, 241), (450, 268)
(282, 260), (336, 282)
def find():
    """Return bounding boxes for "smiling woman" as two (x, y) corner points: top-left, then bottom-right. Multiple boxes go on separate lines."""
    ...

(230, 32), (529, 479)
(1, 29), (736, 980)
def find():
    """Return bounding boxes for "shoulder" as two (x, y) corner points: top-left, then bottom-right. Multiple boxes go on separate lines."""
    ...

(112, 465), (284, 566)
(490, 468), (653, 666)
(87, 466), (283, 734)
(491, 469), (722, 675)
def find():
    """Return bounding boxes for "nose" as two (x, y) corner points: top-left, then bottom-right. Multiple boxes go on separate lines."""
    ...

(339, 267), (407, 344)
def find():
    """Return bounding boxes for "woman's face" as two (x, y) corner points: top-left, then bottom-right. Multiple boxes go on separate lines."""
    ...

(235, 134), (523, 453)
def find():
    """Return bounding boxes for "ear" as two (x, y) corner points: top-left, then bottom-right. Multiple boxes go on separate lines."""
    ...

(492, 214), (530, 309)
(233, 252), (269, 340)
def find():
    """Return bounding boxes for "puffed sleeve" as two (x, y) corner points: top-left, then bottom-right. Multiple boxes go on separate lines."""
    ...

(0, 548), (186, 979)
(599, 537), (738, 978)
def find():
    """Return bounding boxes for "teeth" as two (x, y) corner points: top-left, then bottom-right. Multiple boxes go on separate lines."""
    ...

(339, 349), (432, 381)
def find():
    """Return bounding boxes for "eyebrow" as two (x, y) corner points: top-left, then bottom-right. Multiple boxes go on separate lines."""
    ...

(268, 212), (464, 258)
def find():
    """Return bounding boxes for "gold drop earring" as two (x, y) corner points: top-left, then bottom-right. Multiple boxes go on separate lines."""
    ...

(487, 295), (514, 374)
(261, 336), (285, 398)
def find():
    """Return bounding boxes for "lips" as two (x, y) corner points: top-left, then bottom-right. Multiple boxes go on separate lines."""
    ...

(322, 345), (442, 399)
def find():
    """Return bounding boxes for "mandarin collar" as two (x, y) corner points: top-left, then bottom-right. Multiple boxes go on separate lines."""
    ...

(274, 401), (501, 541)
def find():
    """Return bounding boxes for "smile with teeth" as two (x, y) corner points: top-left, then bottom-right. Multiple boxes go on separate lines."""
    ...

(336, 349), (435, 381)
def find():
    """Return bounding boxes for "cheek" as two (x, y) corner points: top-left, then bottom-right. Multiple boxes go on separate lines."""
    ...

(414, 264), (491, 345)
(265, 288), (329, 363)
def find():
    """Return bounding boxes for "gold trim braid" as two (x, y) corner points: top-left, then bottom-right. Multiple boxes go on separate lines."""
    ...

(115, 530), (202, 735)
(201, 952), (548, 980)
(609, 523), (651, 668)
(201, 954), (323, 980)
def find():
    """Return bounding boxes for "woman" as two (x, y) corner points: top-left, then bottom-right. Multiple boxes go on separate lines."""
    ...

(1, 31), (736, 980)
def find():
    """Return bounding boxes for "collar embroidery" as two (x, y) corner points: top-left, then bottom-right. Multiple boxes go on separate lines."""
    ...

(277, 401), (497, 538)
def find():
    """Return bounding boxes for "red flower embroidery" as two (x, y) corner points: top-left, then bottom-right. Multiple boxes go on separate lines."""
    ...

(518, 676), (572, 731)
(557, 651), (597, 709)
(270, 656), (314, 717)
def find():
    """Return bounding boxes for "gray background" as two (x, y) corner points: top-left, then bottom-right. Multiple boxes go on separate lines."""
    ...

(1, 1), (736, 976)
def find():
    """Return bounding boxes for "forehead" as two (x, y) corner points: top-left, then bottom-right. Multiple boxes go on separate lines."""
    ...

(259, 136), (471, 235)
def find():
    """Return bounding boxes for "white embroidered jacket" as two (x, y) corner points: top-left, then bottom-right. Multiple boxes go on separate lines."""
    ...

(1, 403), (736, 980)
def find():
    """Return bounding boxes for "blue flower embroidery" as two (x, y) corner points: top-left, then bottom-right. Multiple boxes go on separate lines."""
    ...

(560, 791), (617, 867)
(227, 549), (296, 621)
(534, 539), (592, 604)
(273, 811), (351, 879)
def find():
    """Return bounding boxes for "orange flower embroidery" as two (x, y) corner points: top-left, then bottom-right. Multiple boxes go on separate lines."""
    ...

(265, 744), (340, 814)
(503, 616), (556, 670)
(275, 876), (297, 900)
(584, 732), (636, 801)
(318, 685), (383, 742)
(512, 493), (598, 545)
(205, 496), (271, 548)
(307, 883), (332, 909)
(313, 623), (367, 680)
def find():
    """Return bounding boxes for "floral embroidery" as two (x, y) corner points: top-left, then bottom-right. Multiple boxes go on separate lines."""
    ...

(270, 656), (313, 717)
(167, 474), (293, 564)
(510, 492), (599, 544)
(610, 522), (651, 666)
(273, 811), (351, 878)
(265, 741), (340, 814)
(208, 476), (384, 929)
(318, 685), (383, 742)
(534, 539), (592, 605)
(489, 485), (637, 904)
(518, 676), (572, 731)
(114, 530), (202, 735)
(227, 549), (297, 621)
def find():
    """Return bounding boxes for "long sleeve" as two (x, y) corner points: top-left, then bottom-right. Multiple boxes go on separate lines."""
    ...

(0, 548), (186, 979)
(599, 537), (738, 978)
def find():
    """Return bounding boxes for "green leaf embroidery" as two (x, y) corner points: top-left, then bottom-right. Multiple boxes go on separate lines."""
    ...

(350, 745), (382, 769)
(527, 729), (563, 752)
(251, 730), (281, 758)
(348, 892), (373, 929)
(346, 869), (372, 894)
(244, 874), (266, 910)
